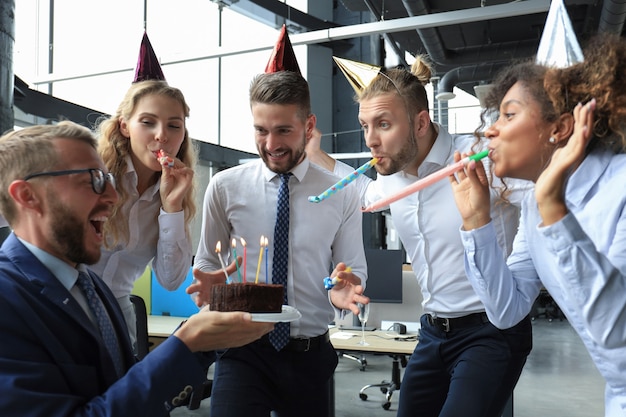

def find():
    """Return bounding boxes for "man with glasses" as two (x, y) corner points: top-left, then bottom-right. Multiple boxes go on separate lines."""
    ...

(0, 121), (273, 417)
(24, 168), (116, 194)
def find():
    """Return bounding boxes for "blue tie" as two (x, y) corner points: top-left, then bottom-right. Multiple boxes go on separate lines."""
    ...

(269, 173), (292, 351)
(76, 271), (124, 377)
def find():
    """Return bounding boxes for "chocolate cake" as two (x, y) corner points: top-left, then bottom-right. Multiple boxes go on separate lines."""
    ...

(209, 282), (284, 313)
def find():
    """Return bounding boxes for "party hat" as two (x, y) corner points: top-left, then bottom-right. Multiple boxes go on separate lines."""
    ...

(535, 0), (584, 68)
(333, 56), (381, 94)
(265, 24), (301, 75)
(133, 31), (166, 83)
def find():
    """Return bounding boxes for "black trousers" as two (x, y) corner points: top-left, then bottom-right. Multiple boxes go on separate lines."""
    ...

(397, 314), (532, 417)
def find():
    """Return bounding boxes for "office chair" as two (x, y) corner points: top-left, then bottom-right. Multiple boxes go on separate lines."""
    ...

(337, 351), (368, 371)
(531, 289), (564, 322)
(359, 353), (408, 410)
(129, 294), (150, 360)
(130, 294), (213, 410)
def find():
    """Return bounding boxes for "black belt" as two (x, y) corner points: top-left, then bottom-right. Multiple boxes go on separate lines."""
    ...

(260, 330), (330, 352)
(424, 312), (489, 333)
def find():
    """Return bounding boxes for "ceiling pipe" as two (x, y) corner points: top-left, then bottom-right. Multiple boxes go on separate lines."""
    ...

(434, 0), (626, 100)
(598, 0), (626, 34)
(401, 0), (540, 69)
(435, 62), (507, 101)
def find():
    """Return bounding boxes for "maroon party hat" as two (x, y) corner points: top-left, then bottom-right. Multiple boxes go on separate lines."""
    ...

(264, 24), (301, 75)
(133, 31), (166, 83)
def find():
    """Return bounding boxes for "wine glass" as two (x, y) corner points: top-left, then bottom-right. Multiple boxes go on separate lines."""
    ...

(357, 303), (370, 346)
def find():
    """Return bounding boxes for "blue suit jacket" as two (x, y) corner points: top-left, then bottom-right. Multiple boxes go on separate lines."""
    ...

(0, 234), (213, 417)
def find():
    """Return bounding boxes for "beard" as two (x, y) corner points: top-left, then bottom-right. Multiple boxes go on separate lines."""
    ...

(47, 193), (101, 265)
(375, 133), (418, 176)
(259, 134), (306, 174)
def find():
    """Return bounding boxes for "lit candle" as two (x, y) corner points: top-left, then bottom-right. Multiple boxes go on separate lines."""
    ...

(231, 238), (242, 283)
(264, 236), (269, 284)
(215, 241), (230, 284)
(308, 158), (378, 203)
(240, 237), (247, 283)
(255, 235), (265, 284)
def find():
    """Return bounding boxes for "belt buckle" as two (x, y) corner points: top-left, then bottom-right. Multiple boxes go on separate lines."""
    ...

(441, 318), (450, 332)
(293, 337), (311, 352)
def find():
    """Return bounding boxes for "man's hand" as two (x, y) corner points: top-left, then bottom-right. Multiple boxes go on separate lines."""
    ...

(329, 263), (370, 315)
(186, 258), (240, 307)
(305, 128), (336, 172)
(174, 307), (274, 352)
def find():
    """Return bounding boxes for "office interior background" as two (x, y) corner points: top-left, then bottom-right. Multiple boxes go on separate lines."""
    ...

(0, 2), (619, 414)
(6, 0), (625, 250)
(3, 0), (624, 301)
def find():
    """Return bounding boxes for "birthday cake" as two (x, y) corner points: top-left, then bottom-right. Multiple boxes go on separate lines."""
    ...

(209, 283), (284, 313)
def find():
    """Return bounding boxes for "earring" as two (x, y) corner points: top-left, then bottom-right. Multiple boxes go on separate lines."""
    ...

(549, 137), (556, 144)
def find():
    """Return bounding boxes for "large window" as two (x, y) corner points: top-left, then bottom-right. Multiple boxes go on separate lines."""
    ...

(14, 0), (311, 154)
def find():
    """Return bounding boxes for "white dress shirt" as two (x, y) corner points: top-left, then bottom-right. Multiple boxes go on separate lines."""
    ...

(92, 156), (192, 298)
(194, 157), (367, 338)
(460, 148), (626, 416)
(334, 124), (529, 317)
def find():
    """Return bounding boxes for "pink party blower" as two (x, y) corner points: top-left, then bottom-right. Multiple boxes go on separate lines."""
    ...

(362, 150), (488, 212)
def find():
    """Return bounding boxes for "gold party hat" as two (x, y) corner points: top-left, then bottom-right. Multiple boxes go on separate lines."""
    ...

(333, 56), (381, 94)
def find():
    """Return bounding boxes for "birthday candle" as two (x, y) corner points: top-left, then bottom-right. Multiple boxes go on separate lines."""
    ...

(215, 241), (231, 284)
(231, 238), (242, 283)
(264, 236), (269, 284)
(240, 237), (247, 283)
(255, 235), (265, 284)
(362, 151), (489, 212)
(308, 158), (378, 203)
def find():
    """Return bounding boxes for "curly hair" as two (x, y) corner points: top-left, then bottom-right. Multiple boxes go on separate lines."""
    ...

(480, 33), (626, 156)
(95, 80), (197, 246)
(544, 32), (626, 153)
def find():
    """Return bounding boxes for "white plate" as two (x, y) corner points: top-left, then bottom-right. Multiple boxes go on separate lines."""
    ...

(250, 305), (302, 323)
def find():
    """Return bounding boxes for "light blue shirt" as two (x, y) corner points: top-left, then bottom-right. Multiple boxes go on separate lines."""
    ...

(334, 124), (530, 316)
(460, 148), (626, 416)
(18, 238), (96, 325)
(194, 157), (367, 338)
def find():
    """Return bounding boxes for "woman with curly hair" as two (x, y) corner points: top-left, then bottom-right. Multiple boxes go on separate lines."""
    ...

(450, 33), (626, 416)
(93, 79), (197, 350)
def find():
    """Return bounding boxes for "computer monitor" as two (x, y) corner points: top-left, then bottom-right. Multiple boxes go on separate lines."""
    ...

(363, 248), (404, 303)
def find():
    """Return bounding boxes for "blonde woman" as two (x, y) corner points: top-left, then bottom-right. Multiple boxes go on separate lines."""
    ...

(94, 80), (196, 350)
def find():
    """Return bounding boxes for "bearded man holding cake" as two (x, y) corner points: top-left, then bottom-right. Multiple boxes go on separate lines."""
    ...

(188, 26), (369, 417)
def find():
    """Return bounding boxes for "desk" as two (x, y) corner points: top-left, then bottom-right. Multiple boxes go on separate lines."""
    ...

(147, 319), (511, 416)
(147, 315), (186, 338)
(330, 328), (416, 410)
(330, 327), (417, 354)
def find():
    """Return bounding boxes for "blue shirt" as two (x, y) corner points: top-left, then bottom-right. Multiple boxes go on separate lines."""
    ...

(460, 148), (626, 416)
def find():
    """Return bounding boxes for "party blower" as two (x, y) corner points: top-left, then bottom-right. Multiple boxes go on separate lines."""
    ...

(308, 158), (378, 203)
(361, 150), (489, 212)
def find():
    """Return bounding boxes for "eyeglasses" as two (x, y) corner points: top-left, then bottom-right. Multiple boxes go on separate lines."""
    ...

(23, 168), (116, 195)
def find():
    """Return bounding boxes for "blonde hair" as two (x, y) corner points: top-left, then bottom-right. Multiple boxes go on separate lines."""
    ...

(95, 80), (197, 246)
(358, 54), (432, 114)
(0, 121), (97, 225)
